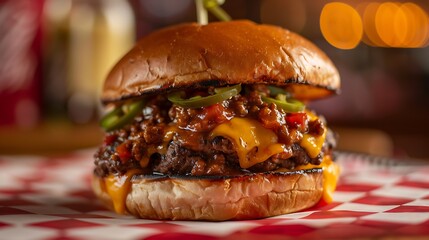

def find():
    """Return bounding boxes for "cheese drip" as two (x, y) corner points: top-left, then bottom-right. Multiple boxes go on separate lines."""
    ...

(104, 169), (140, 214)
(301, 130), (326, 158)
(298, 111), (338, 202)
(297, 155), (340, 203)
(300, 111), (327, 158)
(210, 118), (285, 168)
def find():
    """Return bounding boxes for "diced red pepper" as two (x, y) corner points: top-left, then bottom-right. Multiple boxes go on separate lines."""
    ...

(104, 135), (117, 146)
(286, 113), (307, 128)
(116, 143), (131, 164)
(205, 103), (226, 123)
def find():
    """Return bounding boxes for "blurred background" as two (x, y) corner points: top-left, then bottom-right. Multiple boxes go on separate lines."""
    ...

(0, 0), (428, 159)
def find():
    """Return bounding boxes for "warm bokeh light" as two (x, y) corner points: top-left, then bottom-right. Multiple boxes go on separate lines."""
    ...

(401, 3), (429, 48)
(326, 1), (429, 49)
(358, 2), (384, 47)
(372, 2), (429, 48)
(375, 2), (406, 47)
(320, 2), (363, 49)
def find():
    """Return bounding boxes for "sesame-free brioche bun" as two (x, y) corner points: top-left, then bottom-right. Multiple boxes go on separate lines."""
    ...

(92, 169), (323, 221)
(102, 20), (340, 103)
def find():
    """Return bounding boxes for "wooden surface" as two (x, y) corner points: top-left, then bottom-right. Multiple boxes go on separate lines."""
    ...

(0, 121), (103, 155)
(332, 127), (394, 157)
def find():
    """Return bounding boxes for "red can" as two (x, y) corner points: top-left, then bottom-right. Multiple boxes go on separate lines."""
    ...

(0, 0), (44, 127)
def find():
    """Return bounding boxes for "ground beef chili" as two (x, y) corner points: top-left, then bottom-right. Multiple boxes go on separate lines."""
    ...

(94, 85), (336, 177)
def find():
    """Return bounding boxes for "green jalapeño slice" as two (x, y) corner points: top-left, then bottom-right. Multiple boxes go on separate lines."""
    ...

(167, 84), (241, 108)
(100, 100), (145, 132)
(262, 86), (305, 113)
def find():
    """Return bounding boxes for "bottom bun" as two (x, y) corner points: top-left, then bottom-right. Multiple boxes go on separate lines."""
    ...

(92, 169), (323, 221)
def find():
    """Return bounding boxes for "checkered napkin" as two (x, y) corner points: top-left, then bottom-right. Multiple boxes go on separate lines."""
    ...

(0, 150), (428, 240)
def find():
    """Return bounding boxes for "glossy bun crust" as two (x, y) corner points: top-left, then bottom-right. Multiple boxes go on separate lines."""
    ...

(92, 169), (323, 221)
(102, 20), (340, 103)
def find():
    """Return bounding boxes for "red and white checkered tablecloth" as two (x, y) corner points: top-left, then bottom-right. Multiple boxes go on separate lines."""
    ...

(0, 150), (428, 240)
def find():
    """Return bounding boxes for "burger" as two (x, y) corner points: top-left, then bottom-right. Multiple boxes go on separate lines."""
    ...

(93, 20), (340, 221)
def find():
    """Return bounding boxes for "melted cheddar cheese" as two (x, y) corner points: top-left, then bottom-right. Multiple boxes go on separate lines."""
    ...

(296, 110), (338, 202)
(300, 110), (326, 158)
(298, 155), (340, 203)
(301, 130), (326, 158)
(210, 118), (286, 168)
(104, 169), (140, 214)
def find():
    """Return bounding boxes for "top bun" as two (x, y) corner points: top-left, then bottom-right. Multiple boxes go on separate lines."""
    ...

(102, 20), (340, 103)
